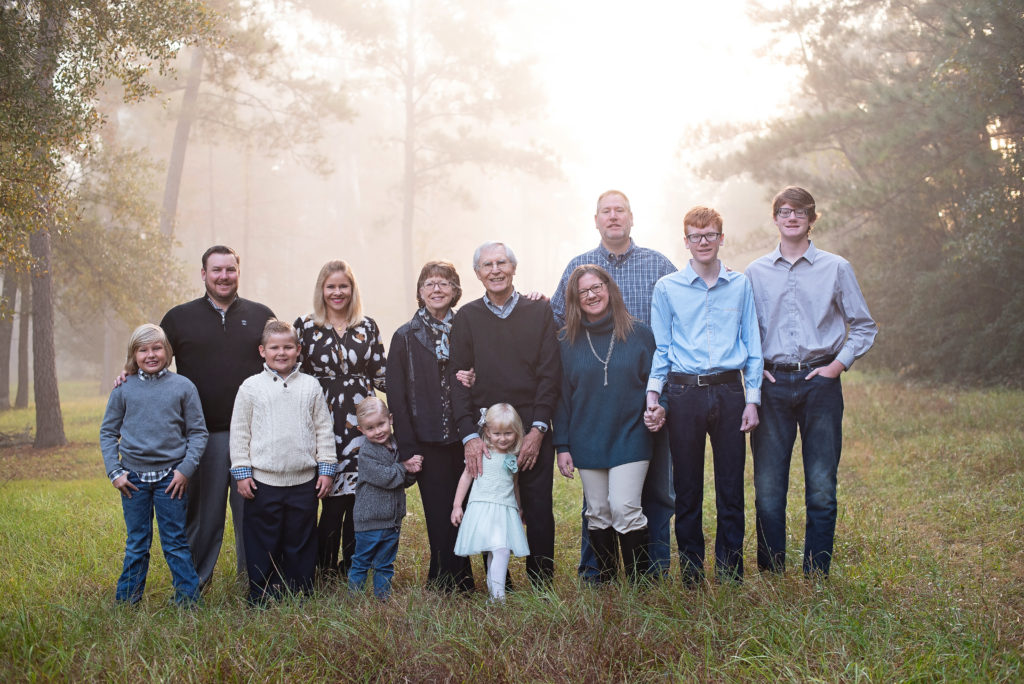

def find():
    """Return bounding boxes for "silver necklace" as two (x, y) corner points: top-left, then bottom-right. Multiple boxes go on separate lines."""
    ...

(585, 330), (615, 386)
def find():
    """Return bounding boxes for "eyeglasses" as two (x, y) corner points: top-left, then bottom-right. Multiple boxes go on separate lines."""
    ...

(685, 232), (721, 244)
(578, 282), (606, 299)
(479, 259), (510, 271)
(776, 208), (809, 218)
(420, 280), (453, 291)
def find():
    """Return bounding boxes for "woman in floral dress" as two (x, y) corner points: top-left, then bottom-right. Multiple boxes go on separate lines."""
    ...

(295, 260), (386, 578)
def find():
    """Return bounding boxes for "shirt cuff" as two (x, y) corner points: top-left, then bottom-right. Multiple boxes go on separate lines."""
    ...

(745, 388), (761, 406)
(230, 466), (253, 482)
(836, 349), (855, 371)
(317, 462), (337, 477)
(646, 377), (664, 395)
(108, 467), (128, 483)
(462, 432), (480, 445)
(531, 421), (547, 431)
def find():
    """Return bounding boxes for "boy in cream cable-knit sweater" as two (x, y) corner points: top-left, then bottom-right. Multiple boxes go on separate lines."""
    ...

(230, 320), (337, 604)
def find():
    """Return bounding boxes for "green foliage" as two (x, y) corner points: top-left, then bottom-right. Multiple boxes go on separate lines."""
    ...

(695, 0), (1024, 385)
(0, 375), (1022, 680)
(0, 0), (215, 270)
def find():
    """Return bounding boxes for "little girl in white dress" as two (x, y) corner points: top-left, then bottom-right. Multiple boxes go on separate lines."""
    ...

(451, 403), (530, 600)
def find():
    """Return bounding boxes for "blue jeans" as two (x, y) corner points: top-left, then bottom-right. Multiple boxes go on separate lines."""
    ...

(117, 471), (200, 604)
(665, 382), (746, 581)
(348, 527), (400, 599)
(752, 372), (844, 575)
(579, 430), (673, 579)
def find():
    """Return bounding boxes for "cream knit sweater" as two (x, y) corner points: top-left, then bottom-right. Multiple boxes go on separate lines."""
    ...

(230, 365), (337, 487)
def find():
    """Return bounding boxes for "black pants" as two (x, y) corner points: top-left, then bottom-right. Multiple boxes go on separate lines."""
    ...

(417, 442), (475, 592)
(518, 429), (555, 584)
(316, 493), (355, 576)
(243, 477), (318, 603)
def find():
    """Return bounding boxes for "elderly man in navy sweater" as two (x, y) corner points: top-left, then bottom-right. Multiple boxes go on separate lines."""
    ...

(450, 241), (561, 587)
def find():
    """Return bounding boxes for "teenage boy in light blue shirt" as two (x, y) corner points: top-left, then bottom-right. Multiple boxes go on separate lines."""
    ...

(646, 206), (762, 585)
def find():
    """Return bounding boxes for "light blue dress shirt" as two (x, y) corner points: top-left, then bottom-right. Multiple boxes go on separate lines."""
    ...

(647, 262), (763, 404)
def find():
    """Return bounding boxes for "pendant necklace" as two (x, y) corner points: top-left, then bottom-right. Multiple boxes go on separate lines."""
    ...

(585, 330), (615, 386)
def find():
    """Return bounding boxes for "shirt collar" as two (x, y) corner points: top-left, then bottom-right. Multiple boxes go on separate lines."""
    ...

(206, 294), (238, 314)
(598, 238), (636, 265)
(137, 368), (168, 381)
(483, 290), (520, 317)
(770, 240), (818, 265)
(682, 261), (735, 286)
(264, 363), (301, 383)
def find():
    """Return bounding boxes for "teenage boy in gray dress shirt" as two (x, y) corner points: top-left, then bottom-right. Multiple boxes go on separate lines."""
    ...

(745, 186), (878, 577)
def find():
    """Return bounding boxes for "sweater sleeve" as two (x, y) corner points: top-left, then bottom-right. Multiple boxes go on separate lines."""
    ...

(530, 302), (562, 425)
(177, 381), (208, 479)
(99, 387), (127, 477)
(385, 328), (420, 459)
(449, 308), (477, 440)
(311, 385), (338, 466)
(357, 441), (408, 490)
(552, 341), (573, 454)
(229, 382), (254, 471)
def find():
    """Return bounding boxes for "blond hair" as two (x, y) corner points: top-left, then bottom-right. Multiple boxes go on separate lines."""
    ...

(356, 396), (389, 425)
(482, 403), (525, 455)
(312, 260), (364, 328)
(124, 324), (172, 374)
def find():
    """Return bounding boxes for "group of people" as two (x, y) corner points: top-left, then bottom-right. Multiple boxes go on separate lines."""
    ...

(99, 185), (877, 606)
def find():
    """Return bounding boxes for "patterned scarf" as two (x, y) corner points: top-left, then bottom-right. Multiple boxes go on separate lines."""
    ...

(417, 307), (454, 441)
(417, 307), (452, 361)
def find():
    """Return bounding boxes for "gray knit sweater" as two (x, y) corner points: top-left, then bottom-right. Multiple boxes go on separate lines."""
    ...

(353, 438), (415, 532)
(100, 372), (208, 479)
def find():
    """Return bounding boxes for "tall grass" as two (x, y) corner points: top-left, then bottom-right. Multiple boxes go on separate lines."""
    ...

(0, 375), (1021, 681)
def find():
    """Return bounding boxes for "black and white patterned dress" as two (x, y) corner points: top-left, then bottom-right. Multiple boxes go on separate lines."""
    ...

(294, 314), (387, 496)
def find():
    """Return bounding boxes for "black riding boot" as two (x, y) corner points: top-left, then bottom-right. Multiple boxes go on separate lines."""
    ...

(589, 527), (619, 584)
(619, 527), (651, 584)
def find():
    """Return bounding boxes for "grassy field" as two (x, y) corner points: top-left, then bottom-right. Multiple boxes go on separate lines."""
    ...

(0, 374), (1021, 681)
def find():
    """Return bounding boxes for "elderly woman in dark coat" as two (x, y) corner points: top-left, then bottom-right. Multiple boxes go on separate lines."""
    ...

(386, 261), (475, 593)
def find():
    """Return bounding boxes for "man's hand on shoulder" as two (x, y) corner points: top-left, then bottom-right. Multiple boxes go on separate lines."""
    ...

(524, 291), (549, 302)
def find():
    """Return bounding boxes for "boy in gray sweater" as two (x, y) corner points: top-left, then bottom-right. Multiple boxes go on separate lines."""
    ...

(349, 397), (422, 599)
(100, 323), (208, 605)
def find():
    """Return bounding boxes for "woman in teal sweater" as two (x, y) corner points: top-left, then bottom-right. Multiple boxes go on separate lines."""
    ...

(553, 265), (666, 583)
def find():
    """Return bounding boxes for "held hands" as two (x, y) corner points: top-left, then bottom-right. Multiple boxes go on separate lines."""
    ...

(236, 477), (257, 500)
(451, 506), (464, 527)
(740, 403), (760, 433)
(315, 475), (333, 499)
(556, 451), (574, 479)
(644, 391), (666, 432)
(518, 428), (544, 471)
(403, 454), (424, 473)
(464, 437), (487, 478)
(113, 473), (139, 498)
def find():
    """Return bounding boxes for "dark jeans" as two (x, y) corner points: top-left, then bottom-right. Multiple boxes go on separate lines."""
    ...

(417, 442), (474, 592)
(578, 430), (673, 579)
(117, 471), (200, 604)
(666, 381), (746, 581)
(752, 372), (844, 575)
(317, 493), (355, 576)
(243, 477), (319, 604)
(348, 527), (401, 599)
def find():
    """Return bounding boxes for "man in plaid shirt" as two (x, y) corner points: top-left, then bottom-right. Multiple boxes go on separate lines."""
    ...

(550, 190), (677, 580)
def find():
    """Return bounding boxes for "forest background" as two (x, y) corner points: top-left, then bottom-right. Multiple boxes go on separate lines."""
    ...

(0, 1), (1021, 679)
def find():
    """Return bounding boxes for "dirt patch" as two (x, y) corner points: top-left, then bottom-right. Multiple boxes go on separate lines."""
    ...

(0, 442), (98, 481)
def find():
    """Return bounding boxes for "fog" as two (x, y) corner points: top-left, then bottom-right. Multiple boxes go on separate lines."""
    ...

(68, 0), (796, 379)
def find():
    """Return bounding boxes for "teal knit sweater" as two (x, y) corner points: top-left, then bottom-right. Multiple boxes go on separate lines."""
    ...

(553, 314), (656, 469)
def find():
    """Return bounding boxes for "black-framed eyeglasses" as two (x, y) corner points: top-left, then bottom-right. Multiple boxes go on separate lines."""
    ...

(578, 282), (607, 299)
(685, 232), (721, 245)
(776, 208), (809, 218)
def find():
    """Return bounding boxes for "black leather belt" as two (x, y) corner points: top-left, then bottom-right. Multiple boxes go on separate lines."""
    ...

(667, 370), (741, 387)
(765, 355), (837, 374)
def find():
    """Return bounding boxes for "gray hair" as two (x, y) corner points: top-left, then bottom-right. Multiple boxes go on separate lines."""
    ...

(472, 242), (518, 270)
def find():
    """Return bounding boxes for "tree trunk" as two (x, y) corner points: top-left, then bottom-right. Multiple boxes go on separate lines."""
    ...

(0, 269), (15, 410)
(160, 45), (205, 237)
(15, 275), (29, 409)
(400, 0), (417, 299)
(30, 229), (66, 447)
